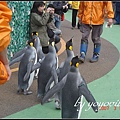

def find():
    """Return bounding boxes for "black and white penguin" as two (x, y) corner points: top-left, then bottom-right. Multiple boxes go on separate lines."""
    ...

(37, 37), (58, 101)
(31, 32), (45, 61)
(54, 37), (75, 109)
(41, 56), (98, 119)
(9, 32), (44, 66)
(31, 32), (45, 78)
(9, 40), (37, 95)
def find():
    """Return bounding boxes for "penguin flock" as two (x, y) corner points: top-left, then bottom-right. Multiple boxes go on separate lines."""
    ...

(9, 33), (98, 119)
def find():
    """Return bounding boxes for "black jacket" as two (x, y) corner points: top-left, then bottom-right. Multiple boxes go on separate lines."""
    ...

(53, 1), (68, 16)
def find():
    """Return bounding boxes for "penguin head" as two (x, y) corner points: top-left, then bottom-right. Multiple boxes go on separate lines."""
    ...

(31, 32), (39, 40)
(31, 32), (39, 37)
(27, 32), (39, 47)
(27, 38), (34, 46)
(70, 56), (80, 68)
(48, 38), (55, 47)
(66, 37), (73, 51)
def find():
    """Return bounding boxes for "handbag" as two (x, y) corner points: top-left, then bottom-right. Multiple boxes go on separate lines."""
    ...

(0, 61), (8, 85)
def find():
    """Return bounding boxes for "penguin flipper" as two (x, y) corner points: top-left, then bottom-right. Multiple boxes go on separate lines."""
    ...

(31, 57), (44, 72)
(45, 64), (59, 92)
(37, 50), (45, 61)
(78, 82), (98, 113)
(23, 61), (34, 81)
(59, 61), (65, 69)
(31, 61), (41, 72)
(9, 53), (25, 66)
(45, 76), (53, 92)
(41, 75), (67, 105)
(11, 47), (27, 60)
(56, 62), (65, 75)
(51, 65), (58, 85)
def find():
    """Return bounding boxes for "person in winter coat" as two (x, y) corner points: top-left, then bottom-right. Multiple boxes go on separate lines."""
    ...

(47, 4), (62, 36)
(53, 1), (68, 29)
(46, 3), (62, 53)
(78, 1), (114, 63)
(114, 2), (120, 25)
(30, 1), (54, 54)
(68, 1), (80, 29)
(0, 1), (12, 82)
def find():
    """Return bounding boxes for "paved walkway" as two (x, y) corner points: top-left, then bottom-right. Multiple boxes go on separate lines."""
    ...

(1, 10), (120, 119)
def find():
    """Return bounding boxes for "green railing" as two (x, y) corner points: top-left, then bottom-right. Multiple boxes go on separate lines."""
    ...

(7, 1), (34, 60)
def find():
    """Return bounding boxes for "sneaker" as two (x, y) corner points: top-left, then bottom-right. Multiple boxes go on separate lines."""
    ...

(79, 52), (85, 63)
(90, 54), (99, 63)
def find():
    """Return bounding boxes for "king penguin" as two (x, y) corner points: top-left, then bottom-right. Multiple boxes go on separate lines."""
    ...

(54, 37), (75, 109)
(37, 37), (58, 101)
(9, 39), (38, 95)
(9, 32), (44, 67)
(17, 41), (37, 95)
(31, 32), (45, 78)
(41, 56), (98, 119)
(31, 32), (45, 61)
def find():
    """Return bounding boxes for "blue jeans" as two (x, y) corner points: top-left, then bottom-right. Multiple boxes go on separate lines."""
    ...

(54, 15), (61, 29)
(115, 11), (120, 24)
(53, 29), (62, 35)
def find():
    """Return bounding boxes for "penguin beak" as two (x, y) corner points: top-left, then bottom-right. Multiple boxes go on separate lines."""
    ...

(75, 63), (79, 68)
(30, 42), (33, 47)
(69, 46), (73, 51)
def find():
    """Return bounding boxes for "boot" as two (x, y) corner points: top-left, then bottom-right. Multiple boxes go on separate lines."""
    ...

(79, 40), (88, 63)
(77, 22), (80, 29)
(90, 43), (101, 63)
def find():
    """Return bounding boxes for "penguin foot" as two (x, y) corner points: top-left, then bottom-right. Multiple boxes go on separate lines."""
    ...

(45, 98), (53, 103)
(94, 109), (98, 113)
(34, 75), (38, 79)
(23, 90), (33, 95)
(37, 94), (44, 103)
(37, 94), (53, 104)
(17, 89), (24, 94)
(55, 100), (61, 110)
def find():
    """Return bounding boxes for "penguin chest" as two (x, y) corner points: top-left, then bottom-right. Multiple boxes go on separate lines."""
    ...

(61, 73), (80, 112)
(34, 50), (37, 65)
